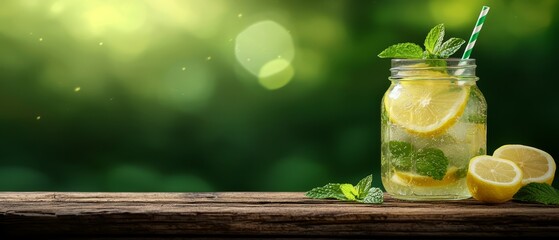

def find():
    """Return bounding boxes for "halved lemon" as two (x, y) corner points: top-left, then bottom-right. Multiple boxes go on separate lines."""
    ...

(467, 155), (523, 203)
(384, 81), (470, 136)
(493, 144), (556, 185)
(391, 167), (459, 187)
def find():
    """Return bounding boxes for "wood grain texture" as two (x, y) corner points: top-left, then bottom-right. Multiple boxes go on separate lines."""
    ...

(1, 192), (559, 238)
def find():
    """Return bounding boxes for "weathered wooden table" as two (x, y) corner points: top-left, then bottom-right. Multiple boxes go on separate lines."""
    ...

(1, 192), (558, 238)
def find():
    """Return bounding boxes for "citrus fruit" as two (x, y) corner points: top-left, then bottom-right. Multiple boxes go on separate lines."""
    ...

(391, 167), (459, 187)
(384, 80), (470, 136)
(493, 144), (556, 185)
(467, 155), (523, 203)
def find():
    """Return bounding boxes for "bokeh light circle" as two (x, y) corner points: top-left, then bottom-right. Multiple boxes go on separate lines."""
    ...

(235, 20), (295, 77)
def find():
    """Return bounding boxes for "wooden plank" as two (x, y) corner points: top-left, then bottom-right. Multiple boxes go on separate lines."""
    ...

(1, 192), (558, 238)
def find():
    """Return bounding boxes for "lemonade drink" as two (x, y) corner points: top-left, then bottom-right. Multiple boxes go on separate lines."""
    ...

(381, 59), (486, 200)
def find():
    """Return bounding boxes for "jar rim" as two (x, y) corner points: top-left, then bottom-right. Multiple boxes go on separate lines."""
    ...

(390, 58), (476, 69)
(389, 58), (477, 80)
(391, 58), (475, 64)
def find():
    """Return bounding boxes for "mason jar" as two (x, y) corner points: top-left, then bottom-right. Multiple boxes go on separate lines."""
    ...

(380, 59), (487, 200)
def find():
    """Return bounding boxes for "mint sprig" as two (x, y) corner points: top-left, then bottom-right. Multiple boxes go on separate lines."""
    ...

(305, 174), (383, 204)
(378, 23), (465, 59)
(513, 183), (559, 205)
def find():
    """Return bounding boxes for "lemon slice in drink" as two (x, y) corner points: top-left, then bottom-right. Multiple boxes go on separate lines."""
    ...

(384, 80), (470, 136)
(493, 144), (556, 185)
(467, 155), (523, 203)
(391, 167), (459, 187)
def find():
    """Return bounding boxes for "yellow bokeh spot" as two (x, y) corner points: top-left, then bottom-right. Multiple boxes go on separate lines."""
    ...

(258, 59), (294, 90)
(235, 20), (295, 77)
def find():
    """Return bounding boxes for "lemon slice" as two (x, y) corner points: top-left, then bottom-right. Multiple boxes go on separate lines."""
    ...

(493, 144), (556, 185)
(384, 80), (470, 136)
(467, 155), (523, 203)
(391, 167), (459, 187)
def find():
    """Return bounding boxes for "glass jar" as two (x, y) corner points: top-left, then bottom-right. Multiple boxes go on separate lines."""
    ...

(381, 59), (487, 200)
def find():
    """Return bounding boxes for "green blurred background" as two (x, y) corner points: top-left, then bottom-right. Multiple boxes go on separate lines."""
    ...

(1, 0), (558, 192)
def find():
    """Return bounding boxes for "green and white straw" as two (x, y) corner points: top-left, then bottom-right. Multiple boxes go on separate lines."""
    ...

(462, 6), (490, 59)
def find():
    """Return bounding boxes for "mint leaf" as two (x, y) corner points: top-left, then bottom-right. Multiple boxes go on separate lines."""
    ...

(437, 37), (466, 58)
(513, 183), (559, 205)
(424, 23), (445, 55)
(381, 109), (389, 123)
(355, 174), (372, 199)
(340, 183), (358, 200)
(467, 114), (487, 124)
(378, 43), (423, 58)
(415, 148), (449, 180)
(388, 141), (414, 171)
(359, 187), (384, 204)
(305, 183), (347, 200)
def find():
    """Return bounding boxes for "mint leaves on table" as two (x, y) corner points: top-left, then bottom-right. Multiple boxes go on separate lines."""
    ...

(513, 183), (559, 205)
(378, 23), (465, 59)
(305, 174), (383, 204)
(387, 141), (449, 180)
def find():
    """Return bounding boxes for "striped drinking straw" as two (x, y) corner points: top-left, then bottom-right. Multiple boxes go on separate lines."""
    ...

(462, 6), (490, 59)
